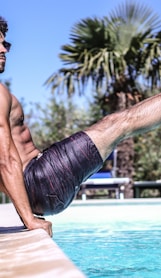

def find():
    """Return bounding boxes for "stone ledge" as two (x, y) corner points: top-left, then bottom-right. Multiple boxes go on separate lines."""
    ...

(0, 204), (86, 278)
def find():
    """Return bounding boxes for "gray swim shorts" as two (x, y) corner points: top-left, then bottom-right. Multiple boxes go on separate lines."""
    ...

(24, 131), (103, 216)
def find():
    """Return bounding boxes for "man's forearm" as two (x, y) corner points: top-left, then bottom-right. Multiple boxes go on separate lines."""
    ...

(0, 161), (52, 236)
(1, 162), (35, 227)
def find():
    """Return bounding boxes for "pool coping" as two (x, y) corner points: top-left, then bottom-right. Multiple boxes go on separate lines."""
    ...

(72, 197), (161, 206)
(0, 203), (86, 278)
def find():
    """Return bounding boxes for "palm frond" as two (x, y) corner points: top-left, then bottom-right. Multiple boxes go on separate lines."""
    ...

(46, 1), (161, 95)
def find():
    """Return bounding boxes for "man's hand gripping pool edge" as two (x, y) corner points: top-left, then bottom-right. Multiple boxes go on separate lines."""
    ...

(28, 216), (53, 237)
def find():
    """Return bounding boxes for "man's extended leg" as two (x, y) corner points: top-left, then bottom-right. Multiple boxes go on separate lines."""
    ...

(85, 93), (161, 161)
(23, 93), (161, 216)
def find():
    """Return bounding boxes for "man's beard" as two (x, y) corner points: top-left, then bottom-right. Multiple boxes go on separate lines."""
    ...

(0, 61), (5, 73)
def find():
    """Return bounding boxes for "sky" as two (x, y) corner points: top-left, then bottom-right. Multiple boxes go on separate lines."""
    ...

(1, 0), (161, 108)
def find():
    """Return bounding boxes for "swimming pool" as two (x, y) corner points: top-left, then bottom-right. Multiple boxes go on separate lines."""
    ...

(48, 200), (161, 278)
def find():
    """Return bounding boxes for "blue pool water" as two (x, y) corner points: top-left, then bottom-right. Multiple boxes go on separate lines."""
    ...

(50, 200), (161, 278)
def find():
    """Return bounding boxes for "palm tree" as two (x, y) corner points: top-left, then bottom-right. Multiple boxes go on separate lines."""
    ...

(46, 1), (161, 197)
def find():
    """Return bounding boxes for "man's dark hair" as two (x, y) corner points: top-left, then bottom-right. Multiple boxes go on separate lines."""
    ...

(0, 17), (8, 37)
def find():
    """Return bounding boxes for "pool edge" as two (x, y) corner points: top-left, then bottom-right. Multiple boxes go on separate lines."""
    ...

(0, 203), (86, 278)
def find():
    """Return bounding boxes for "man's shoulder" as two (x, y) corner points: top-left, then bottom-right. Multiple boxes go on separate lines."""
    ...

(0, 84), (20, 111)
(0, 83), (14, 98)
(0, 82), (7, 89)
(0, 82), (10, 94)
(0, 83), (13, 108)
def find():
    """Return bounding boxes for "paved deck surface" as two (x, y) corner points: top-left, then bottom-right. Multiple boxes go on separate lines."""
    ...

(0, 203), (86, 278)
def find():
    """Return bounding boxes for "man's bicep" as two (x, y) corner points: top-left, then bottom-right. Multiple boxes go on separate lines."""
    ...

(0, 85), (13, 152)
(0, 84), (12, 122)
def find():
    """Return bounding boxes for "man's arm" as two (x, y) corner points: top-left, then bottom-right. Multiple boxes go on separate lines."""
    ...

(0, 84), (52, 236)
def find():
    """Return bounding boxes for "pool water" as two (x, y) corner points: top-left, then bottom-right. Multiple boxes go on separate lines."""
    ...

(49, 200), (161, 278)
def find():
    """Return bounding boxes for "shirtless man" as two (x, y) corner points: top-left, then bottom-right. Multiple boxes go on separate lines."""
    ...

(1, 17), (161, 237)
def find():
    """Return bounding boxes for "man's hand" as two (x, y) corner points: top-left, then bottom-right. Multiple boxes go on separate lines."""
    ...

(27, 217), (53, 237)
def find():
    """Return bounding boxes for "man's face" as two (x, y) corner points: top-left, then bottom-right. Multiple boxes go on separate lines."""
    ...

(0, 31), (11, 73)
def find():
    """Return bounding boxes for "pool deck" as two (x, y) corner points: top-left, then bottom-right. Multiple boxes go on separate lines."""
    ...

(1, 198), (161, 277)
(0, 203), (86, 278)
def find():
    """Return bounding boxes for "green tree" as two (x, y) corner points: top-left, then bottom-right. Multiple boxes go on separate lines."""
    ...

(45, 1), (161, 197)
(134, 128), (161, 181)
(26, 94), (91, 150)
(133, 126), (161, 198)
